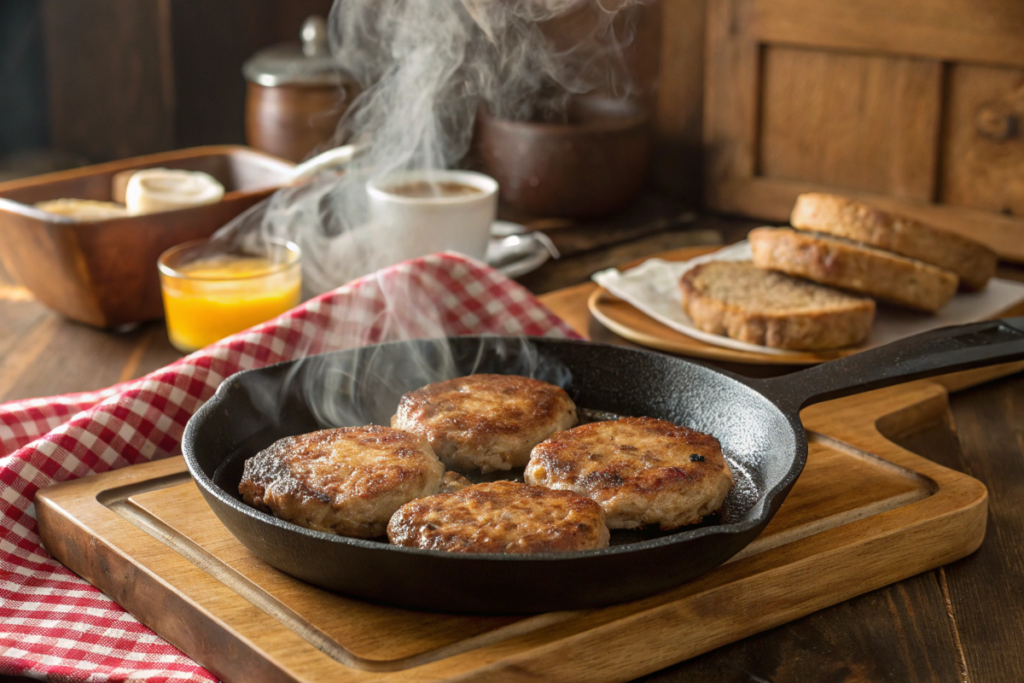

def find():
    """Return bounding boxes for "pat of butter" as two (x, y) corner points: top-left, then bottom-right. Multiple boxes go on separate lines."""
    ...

(126, 169), (225, 215)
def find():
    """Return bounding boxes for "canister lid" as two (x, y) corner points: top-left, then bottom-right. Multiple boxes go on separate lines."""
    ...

(243, 16), (351, 87)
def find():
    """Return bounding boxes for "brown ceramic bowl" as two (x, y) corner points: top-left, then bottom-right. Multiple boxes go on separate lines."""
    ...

(475, 97), (650, 218)
(0, 145), (294, 328)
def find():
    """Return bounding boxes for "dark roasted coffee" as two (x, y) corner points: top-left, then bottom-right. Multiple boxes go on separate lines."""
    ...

(386, 181), (482, 198)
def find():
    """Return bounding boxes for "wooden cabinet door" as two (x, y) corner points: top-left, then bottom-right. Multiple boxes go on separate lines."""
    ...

(704, 0), (1024, 262)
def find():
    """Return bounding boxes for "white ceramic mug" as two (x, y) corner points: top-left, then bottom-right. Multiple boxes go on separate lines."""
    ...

(365, 170), (498, 263)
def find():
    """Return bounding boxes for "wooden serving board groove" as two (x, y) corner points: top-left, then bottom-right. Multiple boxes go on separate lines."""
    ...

(36, 373), (1003, 682)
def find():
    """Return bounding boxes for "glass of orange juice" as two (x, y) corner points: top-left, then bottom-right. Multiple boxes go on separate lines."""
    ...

(158, 238), (301, 353)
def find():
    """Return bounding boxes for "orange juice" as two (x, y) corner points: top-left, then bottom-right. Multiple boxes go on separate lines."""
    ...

(159, 241), (301, 353)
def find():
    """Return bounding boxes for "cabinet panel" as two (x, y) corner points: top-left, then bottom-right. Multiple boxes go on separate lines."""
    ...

(759, 46), (941, 200)
(940, 64), (1024, 216)
(703, 0), (1024, 263)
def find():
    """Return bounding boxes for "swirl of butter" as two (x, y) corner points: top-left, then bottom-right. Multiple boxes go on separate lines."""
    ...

(125, 169), (225, 215)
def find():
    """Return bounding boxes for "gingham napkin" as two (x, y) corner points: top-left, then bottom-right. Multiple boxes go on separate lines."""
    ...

(0, 252), (578, 682)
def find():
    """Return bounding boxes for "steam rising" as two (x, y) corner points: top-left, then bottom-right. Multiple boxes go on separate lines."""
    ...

(210, 1), (647, 428)
(300, 336), (574, 433)
(216, 0), (648, 295)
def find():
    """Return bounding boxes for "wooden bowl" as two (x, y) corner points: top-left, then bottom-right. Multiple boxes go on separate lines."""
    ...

(0, 146), (295, 328)
(475, 97), (650, 218)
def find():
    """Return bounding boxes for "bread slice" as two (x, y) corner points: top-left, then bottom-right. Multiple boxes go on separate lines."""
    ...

(791, 193), (997, 291)
(749, 227), (959, 312)
(679, 260), (875, 350)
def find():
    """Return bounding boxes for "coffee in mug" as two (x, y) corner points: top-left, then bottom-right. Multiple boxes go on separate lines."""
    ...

(385, 181), (483, 198)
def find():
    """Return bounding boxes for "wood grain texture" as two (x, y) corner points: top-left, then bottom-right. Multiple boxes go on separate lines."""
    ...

(941, 64), (1024, 217)
(759, 47), (942, 201)
(41, 0), (175, 161)
(708, 177), (1024, 264)
(750, 0), (1024, 69)
(35, 377), (993, 681)
(703, 0), (759, 207)
(642, 571), (962, 682)
(650, 0), (707, 205)
(7, 211), (1024, 680)
(939, 378), (1024, 683)
(703, 0), (1024, 262)
(0, 146), (294, 327)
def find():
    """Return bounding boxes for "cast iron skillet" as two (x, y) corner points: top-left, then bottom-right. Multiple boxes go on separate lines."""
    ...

(183, 317), (1024, 613)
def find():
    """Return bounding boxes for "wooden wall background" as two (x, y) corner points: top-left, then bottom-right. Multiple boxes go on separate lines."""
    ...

(29, 0), (1024, 257)
(40, 0), (334, 163)
(685, 0), (1024, 260)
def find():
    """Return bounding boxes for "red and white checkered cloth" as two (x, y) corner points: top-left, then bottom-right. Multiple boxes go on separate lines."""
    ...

(0, 253), (579, 682)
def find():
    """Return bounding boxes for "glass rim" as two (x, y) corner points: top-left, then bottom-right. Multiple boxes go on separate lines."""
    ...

(158, 237), (302, 282)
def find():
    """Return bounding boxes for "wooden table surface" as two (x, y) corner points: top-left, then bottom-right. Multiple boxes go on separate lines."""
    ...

(2, 209), (1023, 682)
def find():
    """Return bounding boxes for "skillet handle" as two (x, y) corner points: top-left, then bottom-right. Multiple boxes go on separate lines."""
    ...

(755, 316), (1024, 412)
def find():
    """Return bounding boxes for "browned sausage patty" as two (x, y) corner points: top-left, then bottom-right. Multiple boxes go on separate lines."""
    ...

(239, 426), (444, 538)
(525, 417), (733, 530)
(387, 481), (610, 553)
(391, 374), (577, 472)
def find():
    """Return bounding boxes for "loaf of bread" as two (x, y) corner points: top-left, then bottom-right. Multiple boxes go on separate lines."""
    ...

(679, 260), (875, 350)
(749, 227), (959, 312)
(791, 193), (997, 291)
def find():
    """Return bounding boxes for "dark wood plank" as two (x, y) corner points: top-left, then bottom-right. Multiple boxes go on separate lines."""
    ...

(171, 0), (335, 148)
(0, 318), (165, 403)
(940, 374), (1024, 683)
(650, 0), (707, 205)
(641, 571), (960, 683)
(41, 0), (175, 161)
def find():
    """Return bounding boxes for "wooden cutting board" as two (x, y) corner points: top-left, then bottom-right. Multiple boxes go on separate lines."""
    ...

(36, 363), (1021, 683)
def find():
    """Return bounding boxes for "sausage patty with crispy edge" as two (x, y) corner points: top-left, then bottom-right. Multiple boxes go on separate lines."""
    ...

(525, 417), (733, 530)
(239, 425), (444, 538)
(392, 374), (577, 472)
(387, 480), (610, 553)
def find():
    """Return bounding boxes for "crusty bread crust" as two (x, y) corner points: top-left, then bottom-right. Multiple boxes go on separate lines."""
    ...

(679, 261), (875, 350)
(791, 193), (997, 291)
(749, 227), (959, 312)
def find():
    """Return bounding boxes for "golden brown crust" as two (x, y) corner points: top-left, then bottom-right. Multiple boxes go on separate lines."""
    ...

(525, 417), (734, 530)
(239, 426), (444, 538)
(749, 227), (959, 312)
(679, 261), (875, 350)
(791, 193), (997, 291)
(439, 471), (474, 493)
(392, 374), (578, 472)
(387, 481), (610, 553)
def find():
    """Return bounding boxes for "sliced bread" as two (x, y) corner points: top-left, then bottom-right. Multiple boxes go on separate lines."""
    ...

(679, 260), (875, 350)
(791, 193), (997, 291)
(749, 227), (959, 312)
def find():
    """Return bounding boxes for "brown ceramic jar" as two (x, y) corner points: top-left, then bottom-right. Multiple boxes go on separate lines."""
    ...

(475, 97), (650, 218)
(243, 16), (361, 163)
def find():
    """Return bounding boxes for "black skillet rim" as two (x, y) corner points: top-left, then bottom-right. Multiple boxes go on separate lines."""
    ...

(181, 336), (808, 562)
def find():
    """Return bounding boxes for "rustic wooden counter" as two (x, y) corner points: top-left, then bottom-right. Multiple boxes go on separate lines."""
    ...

(1, 210), (1022, 682)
